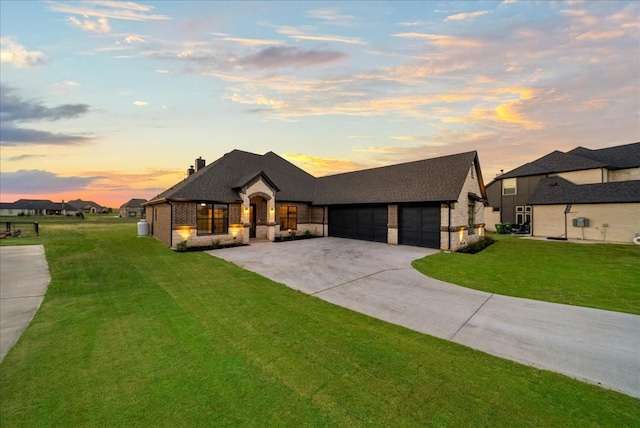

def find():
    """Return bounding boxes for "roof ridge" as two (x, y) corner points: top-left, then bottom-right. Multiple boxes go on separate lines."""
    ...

(320, 150), (477, 180)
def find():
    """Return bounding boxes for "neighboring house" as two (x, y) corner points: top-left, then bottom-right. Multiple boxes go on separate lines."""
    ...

(44, 202), (79, 216)
(120, 199), (147, 218)
(144, 150), (487, 250)
(0, 199), (53, 216)
(68, 199), (109, 214)
(485, 142), (640, 243)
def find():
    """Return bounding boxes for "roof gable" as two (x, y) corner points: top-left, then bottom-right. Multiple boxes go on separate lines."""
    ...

(233, 171), (280, 193)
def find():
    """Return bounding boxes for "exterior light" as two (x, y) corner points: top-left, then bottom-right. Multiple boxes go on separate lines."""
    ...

(200, 203), (206, 207)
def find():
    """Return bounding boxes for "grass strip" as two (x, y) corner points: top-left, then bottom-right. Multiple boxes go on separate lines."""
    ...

(413, 233), (640, 315)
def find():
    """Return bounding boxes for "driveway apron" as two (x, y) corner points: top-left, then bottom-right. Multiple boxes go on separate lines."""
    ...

(211, 237), (640, 398)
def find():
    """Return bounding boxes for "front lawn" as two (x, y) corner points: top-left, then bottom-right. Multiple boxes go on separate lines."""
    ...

(1, 221), (638, 426)
(413, 233), (640, 315)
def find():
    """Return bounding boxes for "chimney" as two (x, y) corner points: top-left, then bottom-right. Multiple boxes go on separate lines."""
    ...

(187, 165), (195, 176)
(196, 157), (205, 171)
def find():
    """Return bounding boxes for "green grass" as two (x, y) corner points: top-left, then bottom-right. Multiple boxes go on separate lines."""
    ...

(413, 233), (640, 315)
(1, 221), (638, 426)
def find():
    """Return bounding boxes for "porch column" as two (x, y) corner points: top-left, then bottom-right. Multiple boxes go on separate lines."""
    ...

(267, 198), (276, 241)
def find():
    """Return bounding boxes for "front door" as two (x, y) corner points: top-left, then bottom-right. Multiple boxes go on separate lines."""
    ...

(249, 204), (256, 238)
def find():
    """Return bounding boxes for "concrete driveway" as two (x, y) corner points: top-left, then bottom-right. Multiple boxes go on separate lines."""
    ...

(0, 245), (50, 362)
(211, 237), (640, 398)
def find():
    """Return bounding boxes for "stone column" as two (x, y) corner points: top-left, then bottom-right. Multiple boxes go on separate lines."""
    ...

(267, 198), (276, 241)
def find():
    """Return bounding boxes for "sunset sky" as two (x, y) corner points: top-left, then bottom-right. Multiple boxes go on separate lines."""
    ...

(1, 1), (638, 208)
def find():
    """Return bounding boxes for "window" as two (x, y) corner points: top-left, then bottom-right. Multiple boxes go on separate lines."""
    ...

(197, 203), (228, 234)
(502, 178), (517, 195)
(516, 206), (524, 224)
(468, 200), (475, 234)
(279, 205), (297, 230)
(516, 205), (532, 224)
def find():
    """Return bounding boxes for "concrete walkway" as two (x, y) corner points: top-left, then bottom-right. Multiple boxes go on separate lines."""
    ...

(0, 245), (50, 362)
(212, 237), (640, 398)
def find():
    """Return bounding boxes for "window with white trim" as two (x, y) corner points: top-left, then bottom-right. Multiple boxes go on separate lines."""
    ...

(502, 178), (517, 195)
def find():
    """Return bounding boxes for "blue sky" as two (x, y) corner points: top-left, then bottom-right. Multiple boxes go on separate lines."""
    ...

(1, 1), (638, 207)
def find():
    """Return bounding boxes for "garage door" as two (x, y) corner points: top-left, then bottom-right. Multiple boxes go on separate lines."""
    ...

(399, 206), (441, 248)
(328, 206), (387, 243)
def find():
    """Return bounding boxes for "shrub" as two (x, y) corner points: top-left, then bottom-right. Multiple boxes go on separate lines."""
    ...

(457, 236), (495, 254)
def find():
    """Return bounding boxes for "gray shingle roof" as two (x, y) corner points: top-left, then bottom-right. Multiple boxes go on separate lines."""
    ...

(500, 150), (606, 179)
(529, 177), (640, 205)
(148, 149), (480, 206)
(121, 198), (148, 208)
(499, 142), (640, 179)
(13, 199), (54, 210)
(567, 142), (640, 169)
(152, 150), (316, 203)
(313, 151), (479, 205)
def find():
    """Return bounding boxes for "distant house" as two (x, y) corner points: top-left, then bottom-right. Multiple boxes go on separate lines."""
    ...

(486, 142), (640, 243)
(144, 150), (487, 251)
(68, 199), (109, 214)
(119, 199), (147, 218)
(0, 199), (53, 216)
(44, 202), (79, 216)
(0, 199), (82, 216)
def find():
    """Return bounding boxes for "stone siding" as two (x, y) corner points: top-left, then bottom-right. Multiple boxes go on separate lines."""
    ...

(441, 164), (486, 250)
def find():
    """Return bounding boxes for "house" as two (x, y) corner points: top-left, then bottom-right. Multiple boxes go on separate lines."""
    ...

(119, 199), (147, 218)
(0, 199), (53, 216)
(0, 199), (86, 216)
(485, 142), (640, 243)
(44, 202), (79, 216)
(68, 199), (109, 214)
(144, 149), (487, 250)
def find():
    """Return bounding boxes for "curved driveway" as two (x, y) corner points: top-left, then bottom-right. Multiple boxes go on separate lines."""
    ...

(0, 245), (50, 362)
(211, 237), (640, 398)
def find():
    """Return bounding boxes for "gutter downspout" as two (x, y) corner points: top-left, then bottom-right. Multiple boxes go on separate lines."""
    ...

(448, 202), (452, 251)
(168, 200), (174, 248)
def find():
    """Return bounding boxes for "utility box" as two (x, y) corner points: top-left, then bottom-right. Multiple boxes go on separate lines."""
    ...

(572, 217), (589, 227)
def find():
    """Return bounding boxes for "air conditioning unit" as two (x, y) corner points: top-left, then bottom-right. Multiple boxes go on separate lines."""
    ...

(572, 217), (589, 227)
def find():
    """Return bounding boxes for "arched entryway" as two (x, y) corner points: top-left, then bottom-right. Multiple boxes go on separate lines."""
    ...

(249, 195), (269, 238)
